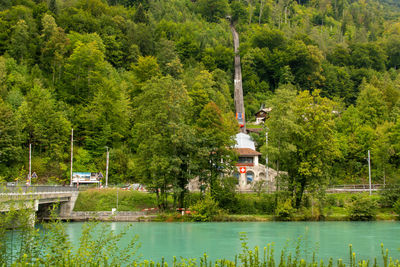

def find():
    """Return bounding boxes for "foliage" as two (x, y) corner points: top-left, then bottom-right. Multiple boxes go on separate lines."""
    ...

(0, 98), (22, 178)
(233, 193), (276, 215)
(252, 180), (267, 196)
(0, 0), (400, 205)
(189, 193), (224, 222)
(265, 88), (340, 207)
(348, 195), (378, 221)
(132, 76), (196, 210)
(275, 199), (295, 221)
(0, 205), (139, 266)
(211, 176), (238, 212)
(379, 185), (400, 208)
(394, 199), (400, 218)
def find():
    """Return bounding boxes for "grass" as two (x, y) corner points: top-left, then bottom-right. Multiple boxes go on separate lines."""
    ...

(74, 189), (160, 211)
(246, 124), (264, 129)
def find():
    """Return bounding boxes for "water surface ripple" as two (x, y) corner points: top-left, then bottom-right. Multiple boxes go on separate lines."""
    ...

(64, 221), (400, 264)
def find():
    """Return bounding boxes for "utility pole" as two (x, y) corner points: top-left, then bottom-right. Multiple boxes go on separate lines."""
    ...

(106, 147), (109, 188)
(70, 128), (73, 186)
(28, 143), (31, 186)
(368, 150), (372, 196)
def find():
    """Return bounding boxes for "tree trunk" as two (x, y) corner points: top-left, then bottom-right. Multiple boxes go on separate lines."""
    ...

(274, 159), (280, 207)
(284, 6), (287, 25)
(295, 178), (306, 208)
(155, 189), (161, 210)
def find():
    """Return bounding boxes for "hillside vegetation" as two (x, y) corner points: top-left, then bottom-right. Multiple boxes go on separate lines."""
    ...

(1, 0), (400, 208)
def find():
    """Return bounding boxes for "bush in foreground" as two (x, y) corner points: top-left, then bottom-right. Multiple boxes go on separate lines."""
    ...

(2, 206), (400, 266)
(0, 205), (139, 266)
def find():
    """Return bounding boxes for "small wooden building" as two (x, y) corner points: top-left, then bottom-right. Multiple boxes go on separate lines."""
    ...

(254, 108), (271, 125)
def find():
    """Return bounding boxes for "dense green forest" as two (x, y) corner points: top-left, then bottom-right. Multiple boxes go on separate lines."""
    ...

(1, 0), (400, 206)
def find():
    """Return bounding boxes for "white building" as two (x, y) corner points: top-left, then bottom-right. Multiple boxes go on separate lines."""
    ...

(188, 133), (276, 192)
(234, 133), (275, 191)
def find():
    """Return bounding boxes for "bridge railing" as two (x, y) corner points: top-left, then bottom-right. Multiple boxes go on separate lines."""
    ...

(0, 185), (79, 194)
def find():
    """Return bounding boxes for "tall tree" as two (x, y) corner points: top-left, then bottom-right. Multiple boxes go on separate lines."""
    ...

(40, 14), (69, 85)
(18, 85), (71, 179)
(266, 89), (339, 207)
(9, 20), (30, 63)
(132, 76), (194, 210)
(63, 41), (108, 103)
(195, 102), (237, 196)
(197, 0), (229, 23)
(81, 76), (131, 156)
(356, 81), (388, 127)
(263, 85), (297, 193)
(0, 97), (23, 180)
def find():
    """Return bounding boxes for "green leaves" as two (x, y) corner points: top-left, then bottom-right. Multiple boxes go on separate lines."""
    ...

(197, 0), (229, 23)
(63, 40), (108, 103)
(0, 97), (23, 178)
(265, 88), (339, 207)
(132, 76), (192, 208)
(19, 85), (71, 158)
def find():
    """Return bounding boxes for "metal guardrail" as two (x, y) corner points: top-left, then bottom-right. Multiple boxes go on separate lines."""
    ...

(327, 184), (384, 190)
(0, 185), (79, 194)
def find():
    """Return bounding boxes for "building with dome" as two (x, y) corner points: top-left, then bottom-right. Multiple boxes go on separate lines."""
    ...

(233, 133), (276, 191)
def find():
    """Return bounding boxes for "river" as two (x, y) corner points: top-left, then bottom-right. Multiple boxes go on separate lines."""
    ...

(63, 221), (400, 264)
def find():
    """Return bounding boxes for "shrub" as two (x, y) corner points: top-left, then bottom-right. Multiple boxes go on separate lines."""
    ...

(348, 195), (377, 221)
(326, 194), (338, 206)
(379, 185), (400, 208)
(230, 193), (276, 215)
(211, 177), (238, 212)
(234, 196), (258, 214)
(394, 199), (400, 218)
(275, 199), (295, 221)
(255, 194), (276, 214)
(185, 192), (202, 208)
(189, 194), (224, 222)
(1, 204), (140, 266)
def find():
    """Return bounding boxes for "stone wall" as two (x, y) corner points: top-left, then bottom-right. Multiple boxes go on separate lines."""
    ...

(54, 211), (155, 222)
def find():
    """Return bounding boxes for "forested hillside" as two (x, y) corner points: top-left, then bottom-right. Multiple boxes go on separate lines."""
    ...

(1, 0), (400, 194)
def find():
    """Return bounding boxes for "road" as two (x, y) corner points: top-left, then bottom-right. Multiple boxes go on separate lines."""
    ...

(231, 23), (246, 133)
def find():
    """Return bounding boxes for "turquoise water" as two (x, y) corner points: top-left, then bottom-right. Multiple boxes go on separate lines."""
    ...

(63, 221), (400, 264)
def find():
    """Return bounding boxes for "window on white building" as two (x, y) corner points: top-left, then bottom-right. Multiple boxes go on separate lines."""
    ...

(238, 157), (253, 164)
(246, 171), (254, 183)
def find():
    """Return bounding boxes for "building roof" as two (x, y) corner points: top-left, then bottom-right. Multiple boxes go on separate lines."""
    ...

(234, 133), (256, 150)
(255, 108), (272, 116)
(235, 148), (262, 156)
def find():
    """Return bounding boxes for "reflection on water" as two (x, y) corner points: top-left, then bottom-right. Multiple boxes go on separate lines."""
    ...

(59, 221), (400, 264)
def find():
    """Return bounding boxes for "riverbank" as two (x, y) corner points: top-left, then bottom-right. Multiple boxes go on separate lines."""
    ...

(45, 211), (157, 222)
(52, 210), (398, 222)
(71, 189), (399, 222)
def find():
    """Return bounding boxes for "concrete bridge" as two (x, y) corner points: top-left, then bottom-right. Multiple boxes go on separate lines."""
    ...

(0, 185), (79, 224)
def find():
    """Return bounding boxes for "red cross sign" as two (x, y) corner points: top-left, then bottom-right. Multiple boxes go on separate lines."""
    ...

(239, 167), (246, 174)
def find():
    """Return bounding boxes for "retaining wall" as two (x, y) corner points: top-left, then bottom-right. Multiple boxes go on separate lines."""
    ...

(52, 211), (156, 222)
